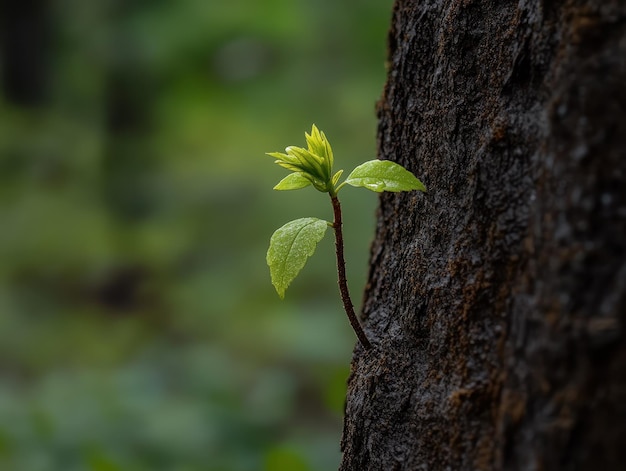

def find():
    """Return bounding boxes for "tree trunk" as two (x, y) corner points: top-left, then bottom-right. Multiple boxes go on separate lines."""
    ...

(341, 1), (626, 470)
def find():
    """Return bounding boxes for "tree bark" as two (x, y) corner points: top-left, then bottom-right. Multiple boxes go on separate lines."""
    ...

(341, 1), (626, 470)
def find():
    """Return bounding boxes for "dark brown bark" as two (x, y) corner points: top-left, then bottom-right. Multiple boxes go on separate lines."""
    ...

(341, 1), (626, 470)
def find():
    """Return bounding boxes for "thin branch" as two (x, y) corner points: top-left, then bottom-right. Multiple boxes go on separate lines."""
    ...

(330, 194), (372, 350)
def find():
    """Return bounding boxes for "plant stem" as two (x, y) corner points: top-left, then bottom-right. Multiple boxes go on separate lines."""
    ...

(330, 194), (372, 350)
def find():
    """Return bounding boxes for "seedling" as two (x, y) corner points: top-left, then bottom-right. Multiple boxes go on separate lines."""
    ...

(265, 125), (426, 349)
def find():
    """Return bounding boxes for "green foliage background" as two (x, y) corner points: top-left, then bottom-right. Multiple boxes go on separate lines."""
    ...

(0, 0), (392, 469)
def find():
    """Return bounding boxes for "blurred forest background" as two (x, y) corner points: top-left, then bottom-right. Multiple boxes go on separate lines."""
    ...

(0, 0), (392, 470)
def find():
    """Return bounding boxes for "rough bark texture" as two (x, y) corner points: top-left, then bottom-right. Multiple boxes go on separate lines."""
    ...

(341, 1), (626, 470)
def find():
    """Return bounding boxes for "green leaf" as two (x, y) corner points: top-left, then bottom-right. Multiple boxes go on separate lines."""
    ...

(266, 125), (336, 194)
(331, 169), (344, 187)
(267, 218), (329, 298)
(344, 160), (426, 192)
(305, 124), (334, 176)
(286, 146), (328, 182)
(273, 173), (312, 190)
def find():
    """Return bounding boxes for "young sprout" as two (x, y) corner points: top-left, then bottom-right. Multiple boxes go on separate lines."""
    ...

(266, 125), (426, 349)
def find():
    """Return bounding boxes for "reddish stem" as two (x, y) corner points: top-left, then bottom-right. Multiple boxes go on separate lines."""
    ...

(330, 194), (372, 350)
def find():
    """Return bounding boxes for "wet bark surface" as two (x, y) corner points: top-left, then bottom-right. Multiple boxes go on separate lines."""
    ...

(340, 1), (626, 469)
